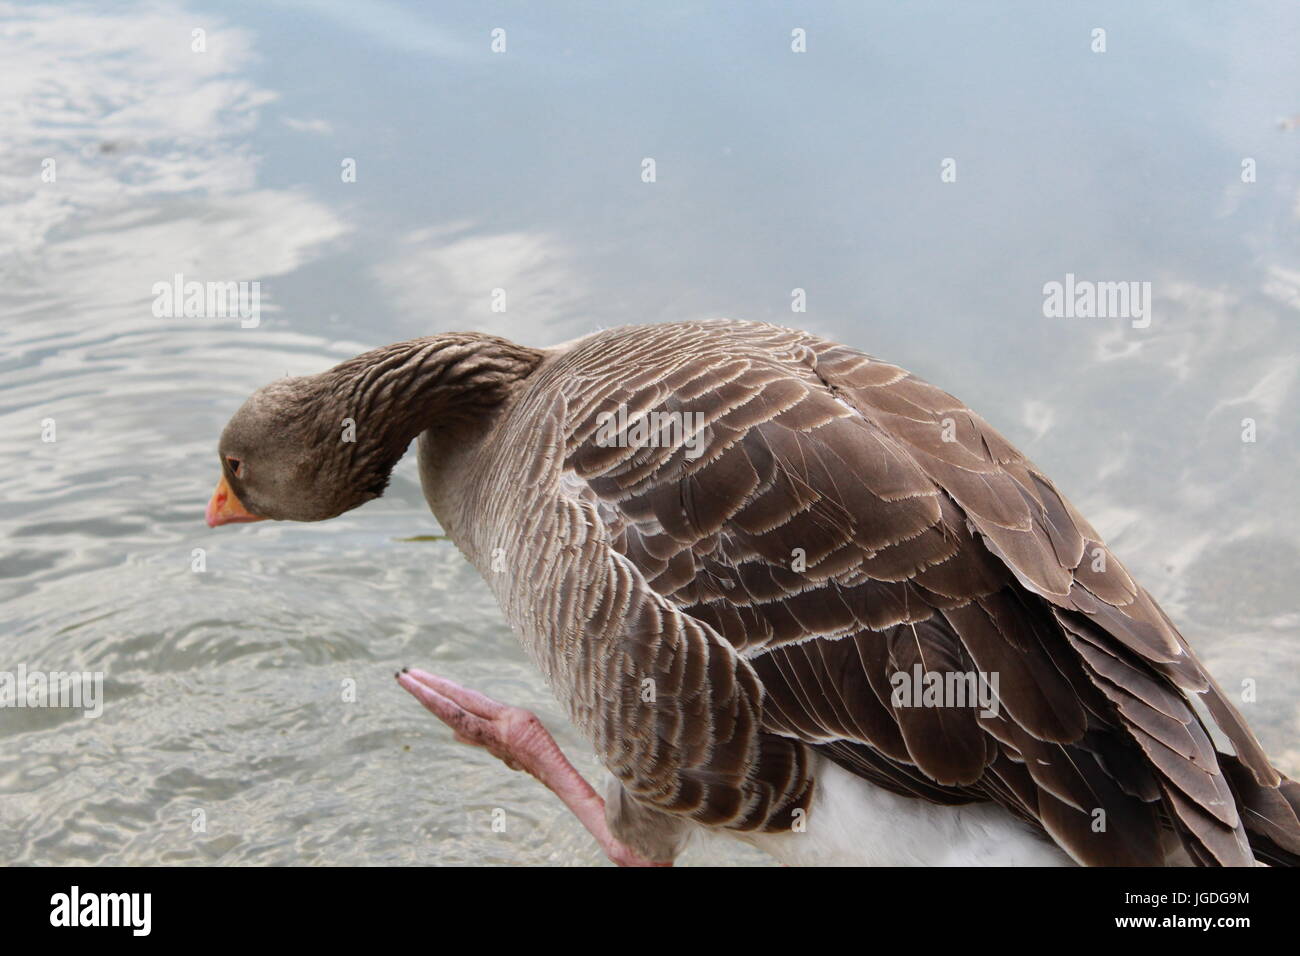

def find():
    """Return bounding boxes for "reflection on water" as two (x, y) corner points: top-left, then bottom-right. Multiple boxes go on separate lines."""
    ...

(1, 1), (1297, 865)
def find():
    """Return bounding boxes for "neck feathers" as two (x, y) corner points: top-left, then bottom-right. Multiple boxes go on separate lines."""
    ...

(316, 333), (545, 498)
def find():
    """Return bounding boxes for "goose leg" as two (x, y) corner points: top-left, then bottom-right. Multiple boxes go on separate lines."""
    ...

(396, 667), (671, 867)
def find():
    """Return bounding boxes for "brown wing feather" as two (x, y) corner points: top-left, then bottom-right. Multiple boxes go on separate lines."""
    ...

(524, 319), (1293, 865)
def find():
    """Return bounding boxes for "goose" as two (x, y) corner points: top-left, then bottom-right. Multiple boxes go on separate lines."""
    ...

(206, 319), (1300, 867)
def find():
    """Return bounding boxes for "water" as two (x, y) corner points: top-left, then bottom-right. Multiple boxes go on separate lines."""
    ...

(1, 0), (1297, 866)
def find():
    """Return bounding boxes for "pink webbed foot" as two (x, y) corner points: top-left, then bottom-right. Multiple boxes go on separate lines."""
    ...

(396, 667), (670, 867)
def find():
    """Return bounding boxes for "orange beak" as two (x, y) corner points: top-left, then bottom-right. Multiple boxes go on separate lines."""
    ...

(205, 474), (266, 528)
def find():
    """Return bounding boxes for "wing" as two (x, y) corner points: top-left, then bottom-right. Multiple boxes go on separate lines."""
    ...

(535, 319), (1297, 866)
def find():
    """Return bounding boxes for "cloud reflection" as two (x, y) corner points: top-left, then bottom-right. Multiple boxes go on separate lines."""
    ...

(373, 224), (591, 341)
(0, 0), (349, 332)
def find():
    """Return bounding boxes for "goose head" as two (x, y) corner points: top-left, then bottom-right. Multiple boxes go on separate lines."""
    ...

(206, 375), (384, 526)
(205, 334), (546, 528)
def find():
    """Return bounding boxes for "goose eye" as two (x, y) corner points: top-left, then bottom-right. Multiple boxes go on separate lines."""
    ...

(226, 456), (243, 478)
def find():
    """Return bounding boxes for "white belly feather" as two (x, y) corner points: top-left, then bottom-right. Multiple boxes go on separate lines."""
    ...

(734, 754), (1075, 866)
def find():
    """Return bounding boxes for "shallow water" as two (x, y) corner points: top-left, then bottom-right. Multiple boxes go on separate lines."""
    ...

(1, 1), (1297, 866)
